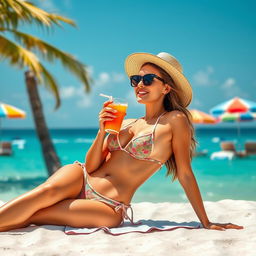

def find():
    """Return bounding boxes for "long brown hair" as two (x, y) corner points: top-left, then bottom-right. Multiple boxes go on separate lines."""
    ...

(142, 62), (198, 181)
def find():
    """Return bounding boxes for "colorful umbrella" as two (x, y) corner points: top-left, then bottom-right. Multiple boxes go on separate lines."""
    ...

(0, 102), (26, 141)
(189, 109), (217, 157)
(217, 111), (256, 122)
(210, 97), (256, 116)
(0, 102), (26, 118)
(189, 109), (217, 124)
(210, 97), (256, 149)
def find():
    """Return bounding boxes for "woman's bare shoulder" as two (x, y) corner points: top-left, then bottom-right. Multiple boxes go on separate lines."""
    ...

(163, 110), (190, 128)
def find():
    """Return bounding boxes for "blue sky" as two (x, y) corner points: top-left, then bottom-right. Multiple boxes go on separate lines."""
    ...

(1, 0), (256, 128)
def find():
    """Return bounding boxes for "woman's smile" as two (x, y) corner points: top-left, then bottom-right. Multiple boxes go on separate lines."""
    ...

(137, 90), (149, 97)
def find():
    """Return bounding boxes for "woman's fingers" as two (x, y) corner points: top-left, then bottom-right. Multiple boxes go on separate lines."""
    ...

(99, 107), (117, 116)
(98, 100), (117, 132)
(99, 106), (117, 123)
(224, 223), (244, 229)
(104, 107), (117, 113)
(99, 111), (116, 118)
(103, 100), (113, 107)
(206, 222), (244, 231)
(209, 224), (226, 231)
(98, 107), (117, 132)
(100, 112), (117, 117)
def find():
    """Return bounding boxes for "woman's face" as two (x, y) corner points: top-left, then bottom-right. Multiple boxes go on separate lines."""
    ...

(134, 64), (170, 104)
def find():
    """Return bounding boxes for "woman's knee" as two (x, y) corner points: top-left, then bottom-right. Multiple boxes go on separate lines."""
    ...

(41, 165), (84, 199)
(46, 163), (84, 183)
(37, 183), (61, 200)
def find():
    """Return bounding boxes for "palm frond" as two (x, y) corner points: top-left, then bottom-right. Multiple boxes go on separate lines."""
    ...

(10, 29), (91, 92)
(0, 0), (76, 30)
(0, 0), (91, 109)
(0, 34), (61, 108)
(0, 34), (42, 79)
(38, 63), (61, 109)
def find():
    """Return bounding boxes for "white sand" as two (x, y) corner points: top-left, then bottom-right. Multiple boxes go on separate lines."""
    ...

(0, 199), (255, 256)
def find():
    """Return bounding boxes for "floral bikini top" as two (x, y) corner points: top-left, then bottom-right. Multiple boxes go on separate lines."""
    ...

(107, 111), (166, 167)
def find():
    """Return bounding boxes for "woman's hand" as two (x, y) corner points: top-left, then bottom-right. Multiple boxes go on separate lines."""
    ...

(203, 221), (244, 231)
(98, 99), (117, 133)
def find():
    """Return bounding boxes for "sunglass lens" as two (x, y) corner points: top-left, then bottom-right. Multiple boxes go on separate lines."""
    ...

(143, 74), (154, 85)
(130, 75), (141, 87)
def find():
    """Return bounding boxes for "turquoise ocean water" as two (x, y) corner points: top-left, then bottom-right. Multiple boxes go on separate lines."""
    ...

(0, 128), (255, 203)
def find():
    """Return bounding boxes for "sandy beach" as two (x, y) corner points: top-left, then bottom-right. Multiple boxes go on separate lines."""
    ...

(0, 199), (255, 256)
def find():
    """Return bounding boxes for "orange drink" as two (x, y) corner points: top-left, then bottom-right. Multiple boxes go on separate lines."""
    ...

(105, 100), (128, 134)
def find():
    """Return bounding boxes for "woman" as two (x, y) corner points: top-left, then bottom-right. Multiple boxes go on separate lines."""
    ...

(0, 52), (243, 232)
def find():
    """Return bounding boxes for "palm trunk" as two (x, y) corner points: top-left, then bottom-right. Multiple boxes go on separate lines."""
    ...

(25, 70), (61, 176)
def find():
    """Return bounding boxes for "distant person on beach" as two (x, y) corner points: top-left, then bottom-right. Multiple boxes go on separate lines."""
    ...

(0, 52), (243, 232)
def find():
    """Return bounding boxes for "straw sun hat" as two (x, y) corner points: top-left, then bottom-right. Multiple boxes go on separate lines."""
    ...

(124, 52), (193, 107)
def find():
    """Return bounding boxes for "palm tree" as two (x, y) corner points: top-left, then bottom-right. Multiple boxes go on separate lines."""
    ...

(0, 0), (91, 175)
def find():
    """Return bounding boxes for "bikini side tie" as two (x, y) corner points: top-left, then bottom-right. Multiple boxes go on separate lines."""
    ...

(114, 204), (142, 225)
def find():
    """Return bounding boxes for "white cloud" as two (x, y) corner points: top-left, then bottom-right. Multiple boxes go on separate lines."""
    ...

(220, 78), (249, 98)
(221, 78), (236, 89)
(112, 72), (126, 82)
(60, 86), (77, 99)
(94, 72), (111, 86)
(77, 95), (92, 108)
(44, 104), (69, 120)
(36, 0), (59, 12)
(191, 98), (203, 108)
(86, 66), (94, 76)
(59, 85), (92, 108)
(63, 0), (72, 9)
(193, 66), (214, 86)
(93, 71), (126, 87)
(40, 69), (126, 109)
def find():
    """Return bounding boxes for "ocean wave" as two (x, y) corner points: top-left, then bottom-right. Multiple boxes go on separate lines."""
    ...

(0, 176), (46, 181)
(74, 138), (94, 143)
(53, 139), (69, 144)
(12, 139), (26, 149)
(212, 137), (220, 143)
(206, 192), (214, 197)
(0, 176), (47, 192)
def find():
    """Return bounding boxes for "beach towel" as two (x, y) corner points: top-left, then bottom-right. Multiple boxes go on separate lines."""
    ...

(65, 220), (201, 236)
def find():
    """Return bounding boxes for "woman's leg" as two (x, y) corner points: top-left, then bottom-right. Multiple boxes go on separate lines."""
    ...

(0, 199), (123, 232)
(0, 220), (30, 232)
(0, 163), (84, 229)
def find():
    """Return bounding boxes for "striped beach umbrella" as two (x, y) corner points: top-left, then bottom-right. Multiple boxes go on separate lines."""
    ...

(189, 109), (217, 124)
(210, 97), (256, 116)
(210, 97), (256, 149)
(217, 111), (256, 122)
(0, 102), (26, 118)
(0, 102), (26, 141)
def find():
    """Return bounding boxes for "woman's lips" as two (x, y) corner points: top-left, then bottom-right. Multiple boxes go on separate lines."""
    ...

(137, 91), (148, 96)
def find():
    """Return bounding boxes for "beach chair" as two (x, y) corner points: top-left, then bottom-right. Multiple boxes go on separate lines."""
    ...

(210, 141), (245, 160)
(220, 141), (236, 152)
(220, 141), (246, 157)
(244, 141), (256, 156)
(193, 149), (208, 157)
(0, 141), (13, 156)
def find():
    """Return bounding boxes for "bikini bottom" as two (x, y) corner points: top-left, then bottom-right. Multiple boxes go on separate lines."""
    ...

(74, 161), (137, 226)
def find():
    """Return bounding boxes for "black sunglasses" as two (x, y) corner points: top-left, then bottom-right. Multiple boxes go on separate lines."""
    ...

(130, 74), (166, 87)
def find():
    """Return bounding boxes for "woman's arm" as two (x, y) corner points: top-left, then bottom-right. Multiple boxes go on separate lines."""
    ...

(85, 99), (117, 173)
(85, 117), (134, 173)
(85, 130), (109, 174)
(170, 111), (243, 230)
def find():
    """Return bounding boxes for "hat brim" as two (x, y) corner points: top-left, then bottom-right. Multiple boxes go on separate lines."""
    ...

(124, 52), (193, 107)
